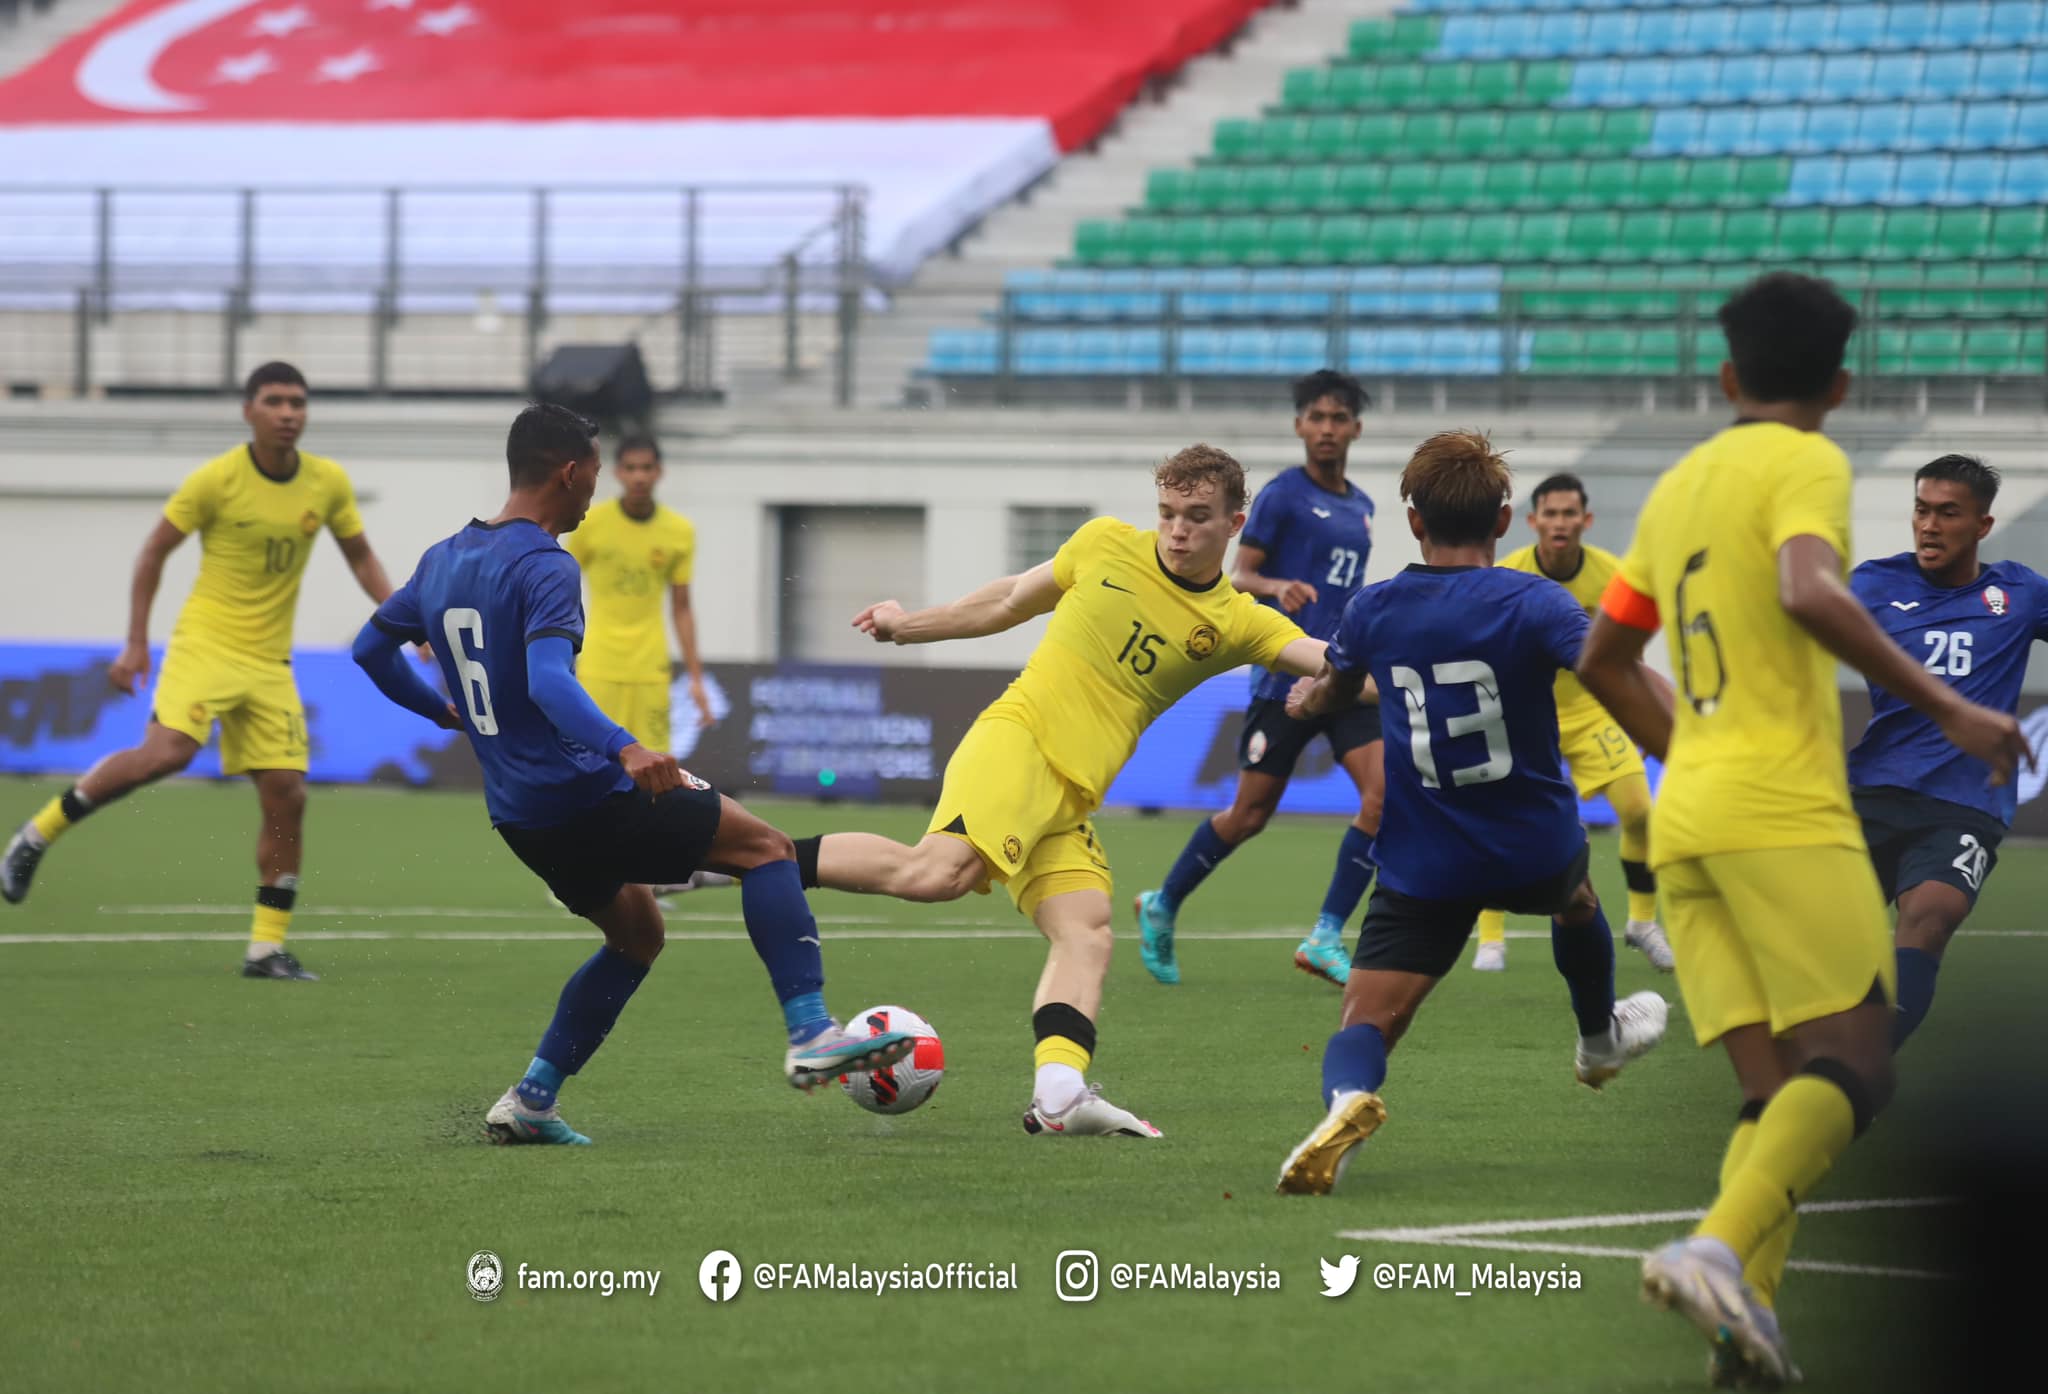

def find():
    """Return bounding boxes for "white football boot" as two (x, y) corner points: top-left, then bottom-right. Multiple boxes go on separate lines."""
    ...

(1574, 990), (1669, 1088)
(1022, 1083), (1161, 1137)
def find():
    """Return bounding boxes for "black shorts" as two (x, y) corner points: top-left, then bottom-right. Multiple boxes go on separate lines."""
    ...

(1353, 842), (1593, 979)
(1854, 786), (2004, 909)
(496, 783), (724, 916)
(1239, 697), (1381, 777)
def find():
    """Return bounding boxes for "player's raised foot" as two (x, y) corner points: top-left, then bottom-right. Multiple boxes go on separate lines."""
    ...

(1625, 919), (1677, 973)
(1642, 1238), (1798, 1390)
(1, 825), (46, 905)
(1472, 941), (1507, 972)
(242, 949), (319, 981)
(1293, 937), (1351, 986)
(785, 1021), (915, 1092)
(1276, 1090), (1388, 1196)
(653, 870), (736, 901)
(1574, 990), (1668, 1089)
(1133, 890), (1179, 985)
(483, 1088), (591, 1146)
(1022, 1083), (1161, 1137)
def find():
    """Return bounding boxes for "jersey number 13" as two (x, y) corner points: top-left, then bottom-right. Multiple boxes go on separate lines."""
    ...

(1391, 661), (1513, 788)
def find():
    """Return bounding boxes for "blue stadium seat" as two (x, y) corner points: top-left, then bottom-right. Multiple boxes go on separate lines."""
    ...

(1683, 8), (1739, 56)
(1906, 102), (1965, 152)
(1433, 16), (1483, 60)
(1650, 108), (1707, 157)
(1852, 104), (1912, 153)
(2028, 50), (2048, 95)
(928, 329), (996, 375)
(1841, 155), (1899, 204)
(1660, 60), (1712, 106)
(1894, 153), (1953, 204)
(1633, 10), (1685, 56)
(1769, 56), (1824, 103)
(1888, 4), (1940, 53)
(1429, 327), (1503, 375)
(1783, 157), (1844, 206)
(1730, 8), (1781, 56)
(1803, 106), (1859, 156)
(1751, 106), (1807, 157)
(1924, 52), (1978, 100)
(1485, 15), (1540, 60)
(1947, 152), (2004, 203)
(1566, 60), (1622, 107)
(1962, 100), (2021, 150)
(1582, 11), (1635, 58)
(1867, 53), (1927, 102)
(1832, 5), (1886, 54)
(2019, 99), (2048, 145)
(1531, 13), (1583, 58)
(1377, 329), (1429, 375)
(1938, 3), (1993, 52)
(1716, 55), (1769, 104)
(1990, 2), (2044, 45)
(1975, 50), (2028, 99)
(1701, 108), (1756, 157)
(1998, 151), (2048, 202)
(1784, 7), (1837, 53)
(1821, 54), (1878, 104)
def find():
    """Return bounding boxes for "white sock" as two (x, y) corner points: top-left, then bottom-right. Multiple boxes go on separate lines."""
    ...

(245, 942), (277, 963)
(1033, 1063), (1087, 1117)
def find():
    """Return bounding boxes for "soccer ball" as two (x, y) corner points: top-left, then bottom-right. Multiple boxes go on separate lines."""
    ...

(839, 1004), (945, 1115)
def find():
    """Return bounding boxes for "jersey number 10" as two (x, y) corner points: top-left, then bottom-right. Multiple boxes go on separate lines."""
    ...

(442, 608), (499, 735)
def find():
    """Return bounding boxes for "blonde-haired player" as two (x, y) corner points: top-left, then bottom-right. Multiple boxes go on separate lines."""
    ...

(792, 446), (1329, 1134)
(1472, 474), (1674, 975)
(1, 363), (404, 980)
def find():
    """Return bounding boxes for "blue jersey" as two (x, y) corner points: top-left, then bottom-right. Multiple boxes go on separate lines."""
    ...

(1240, 466), (1374, 702)
(1329, 565), (1588, 899)
(372, 519), (633, 828)
(1848, 554), (2048, 825)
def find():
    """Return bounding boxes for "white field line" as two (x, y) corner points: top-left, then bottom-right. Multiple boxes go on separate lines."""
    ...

(1337, 1196), (1961, 1281)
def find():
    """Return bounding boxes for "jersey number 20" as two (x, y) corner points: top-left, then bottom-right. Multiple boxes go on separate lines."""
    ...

(441, 608), (500, 735)
(1391, 660), (1512, 788)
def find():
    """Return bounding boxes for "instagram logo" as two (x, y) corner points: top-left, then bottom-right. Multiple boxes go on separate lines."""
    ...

(1055, 1249), (1099, 1303)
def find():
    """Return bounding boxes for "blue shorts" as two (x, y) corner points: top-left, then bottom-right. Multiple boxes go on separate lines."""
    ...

(1239, 697), (1380, 777)
(1854, 786), (2004, 909)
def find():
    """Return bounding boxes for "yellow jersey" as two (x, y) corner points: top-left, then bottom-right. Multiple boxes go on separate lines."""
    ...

(1608, 421), (1863, 864)
(162, 445), (363, 662)
(1499, 541), (1623, 722)
(561, 499), (696, 682)
(982, 516), (1305, 805)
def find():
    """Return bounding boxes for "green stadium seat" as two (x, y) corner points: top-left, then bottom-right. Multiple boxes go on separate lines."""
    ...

(1669, 211), (1728, 264)
(1722, 210), (1777, 260)
(1679, 159), (1735, 209)
(1503, 110), (1553, 159)
(1736, 158), (1792, 205)
(1613, 284), (1681, 320)
(1465, 212), (1515, 262)
(1905, 329), (1967, 376)
(1964, 327), (2029, 375)
(1469, 62), (1518, 108)
(1614, 211), (1674, 263)
(1527, 266), (1613, 320)
(1934, 209), (1992, 260)
(1452, 112), (1504, 161)
(1582, 329), (1640, 376)
(1535, 161), (1583, 207)
(1190, 167), (1241, 213)
(1916, 263), (1982, 319)
(1407, 213), (1459, 264)
(1522, 62), (1572, 106)
(1873, 327), (1910, 376)
(1518, 211), (1571, 262)
(1529, 329), (1587, 375)
(1290, 166), (1343, 212)
(1564, 211), (1621, 263)
(1213, 119), (1259, 162)
(1316, 215), (1370, 263)
(1434, 163), (1486, 210)
(1391, 15), (1440, 59)
(1990, 208), (2046, 260)
(1367, 213), (1416, 263)
(1281, 69), (1323, 111)
(1307, 116), (1356, 162)
(1337, 164), (1386, 210)
(1074, 219), (1126, 265)
(1348, 20), (1395, 62)
(1879, 208), (1938, 262)
(1823, 210), (1882, 261)
(1264, 216), (1316, 265)
(1329, 67), (1376, 110)
(1405, 112), (1456, 158)
(1213, 217), (1263, 266)
(1974, 269), (2048, 320)
(1258, 118), (1312, 162)
(1633, 160), (1687, 208)
(1356, 112), (1403, 157)
(1424, 63), (1471, 109)
(1145, 169), (1193, 212)
(1483, 162), (1535, 208)
(1637, 329), (1682, 376)
(1584, 160), (1635, 208)
(1548, 110), (1605, 159)
(1240, 167), (1291, 212)
(1693, 326), (1726, 375)
(1386, 161), (1437, 210)
(1377, 64), (1426, 107)
(1124, 217), (1173, 265)
(1607, 110), (1655, 157)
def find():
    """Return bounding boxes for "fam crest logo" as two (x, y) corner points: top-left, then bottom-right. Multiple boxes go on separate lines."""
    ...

(1185, 624), (1221, 661)
(650, 549), (671, 573)
(298, 510), (321, 537)
(1003, 834), (1023, 865)
(467, 1250), (504, 1303)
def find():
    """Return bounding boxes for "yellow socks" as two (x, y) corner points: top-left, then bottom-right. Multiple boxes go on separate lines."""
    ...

(1476, 909), (1507, 946)
(1611, 775), (1658, 924)
(1698, 1072), (1859, 1265)
(29, 787), (95, 846)
(1033, 1034), (1091, 1074)
(1715, 1107), (1798, 1307)
(248, 880), (297, 960)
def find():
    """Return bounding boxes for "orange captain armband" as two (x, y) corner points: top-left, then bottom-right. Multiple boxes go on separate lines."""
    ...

(1599, 574), (1660, 632)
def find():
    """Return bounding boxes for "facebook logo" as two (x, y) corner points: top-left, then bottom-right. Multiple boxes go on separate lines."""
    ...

(697, 1249), (742, 1302)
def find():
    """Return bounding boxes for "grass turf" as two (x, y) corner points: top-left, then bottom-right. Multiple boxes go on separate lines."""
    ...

(0, 775), (2036, 1393)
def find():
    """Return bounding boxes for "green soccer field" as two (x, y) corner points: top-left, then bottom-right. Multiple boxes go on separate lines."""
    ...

(0, 775), (2037, 1393)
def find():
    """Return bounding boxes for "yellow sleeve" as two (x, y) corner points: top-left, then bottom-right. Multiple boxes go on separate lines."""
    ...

(162, 460), (219, 535)
(325, 464), (365, 541)
(1234, 596), (1307, 669)
(1052, 516), (1127, 590)
(669, 516), (696, 586)
(1767, 443), (1852, 560)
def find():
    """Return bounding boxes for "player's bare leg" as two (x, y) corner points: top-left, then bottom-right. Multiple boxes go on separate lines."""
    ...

(1294, 741), (1384, 986)
(1137, 769), (1286, 984)
(1892, 879), (1971, 1048)
(811, 830), (988, 903)
(1277, 967), (1433, 1194)
(1023, 888), (1158, 1137)
(241, 768), (317, 979)
(5, 722), (200, 905)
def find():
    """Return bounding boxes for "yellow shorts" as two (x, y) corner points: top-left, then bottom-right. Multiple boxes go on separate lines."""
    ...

(1558, 706), (1647, 800)
(926, 716), (1111, 916)
(151, 641), (308, 775)
(1659, 846), (1895, 1046)
(582, 677), (671, 754)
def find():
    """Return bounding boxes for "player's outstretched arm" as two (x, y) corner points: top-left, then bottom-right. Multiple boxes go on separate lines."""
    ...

(1578, 613), (1675, 761)
(1288, 658), (1366, 720)
(335, 532), (396, 605)
(524, 636), (681, 793)
(107, 518), (188, 695)
(1779, 535), (2031, 784)
(854, 559), (1062, 646)
(350, 620), (459, 729)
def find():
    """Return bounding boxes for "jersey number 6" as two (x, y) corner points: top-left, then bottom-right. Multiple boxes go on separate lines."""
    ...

(441, 607), (500, 735)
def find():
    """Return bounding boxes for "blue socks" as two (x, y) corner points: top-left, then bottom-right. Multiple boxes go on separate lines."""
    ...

(1322, 1022), (1389, 1107)
(1892, 947), (1940, 1049)
(518, 947), (652, 1109)
(1550, 905), (1618, 1039)
(1315, 826), (1376, 938)
(1159, 818), (1235, 914)
(739, 858), (831, 1036)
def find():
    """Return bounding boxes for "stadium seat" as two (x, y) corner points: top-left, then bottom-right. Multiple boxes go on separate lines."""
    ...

(1750, 106), (1807, 157)
(1924, 52), (1978, 101)
(1534, 160), (1583, 207)
(2000, 152), (2048, 203)
(1685, 9), (1739, 57)
(1878, 207), (1939, 260)
(1990, 206), (2047, 257)
(1867, 53), (1928, 103)
(1907, 102), (1965, 153)
(1483, 161), (1535, 207)
(1738, 157), (1794, 202)
(1940, 3), (1995, 51)
(1583, 11), (1636, 59)
(1934, 207), (1993, 258)
(1841, 155), (1899, 205)
(1784, 157), (1844, 206)
(1804, 107), (1859, 157)
(1336, 165), (1385, 211)
(1701, 109), (1756, 157)
(1991, 3), (2045, 46)
(1451, 112), (1504, 160)
(1893, 154), (1952, 205)
(1853, 104), (1911, 154)
(1961, 100), (2020, 150)
(1784, 8), (1836, 54)
(1947, 153), (2004, 204)
(1976, 50), (2029, 100)
(1637, 158), (1692, 206)
(1824, 209), (1883, 260)
(2019, 100), (2048, 146)
(1582, 158), (1633, 207)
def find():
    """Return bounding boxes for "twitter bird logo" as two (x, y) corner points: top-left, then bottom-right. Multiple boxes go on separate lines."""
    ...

(1320, 1255), (1360, 1297)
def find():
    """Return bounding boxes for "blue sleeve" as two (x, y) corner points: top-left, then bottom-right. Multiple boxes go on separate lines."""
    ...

(518, 550), (586, 650)
(526, 635), (634, 759)
(1327, 588), (1373, 674)
(1240, 478), (1287, 554)
(370, 578), (427, 645)
(1847, 560), (1883, 611)
(1540, 584), (1592, 672)
(351, 620), (450, 725)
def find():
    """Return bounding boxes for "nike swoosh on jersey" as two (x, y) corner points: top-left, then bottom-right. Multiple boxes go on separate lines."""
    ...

(1890, 600), (1921, 611)
(1100, 579), (1136, 594)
